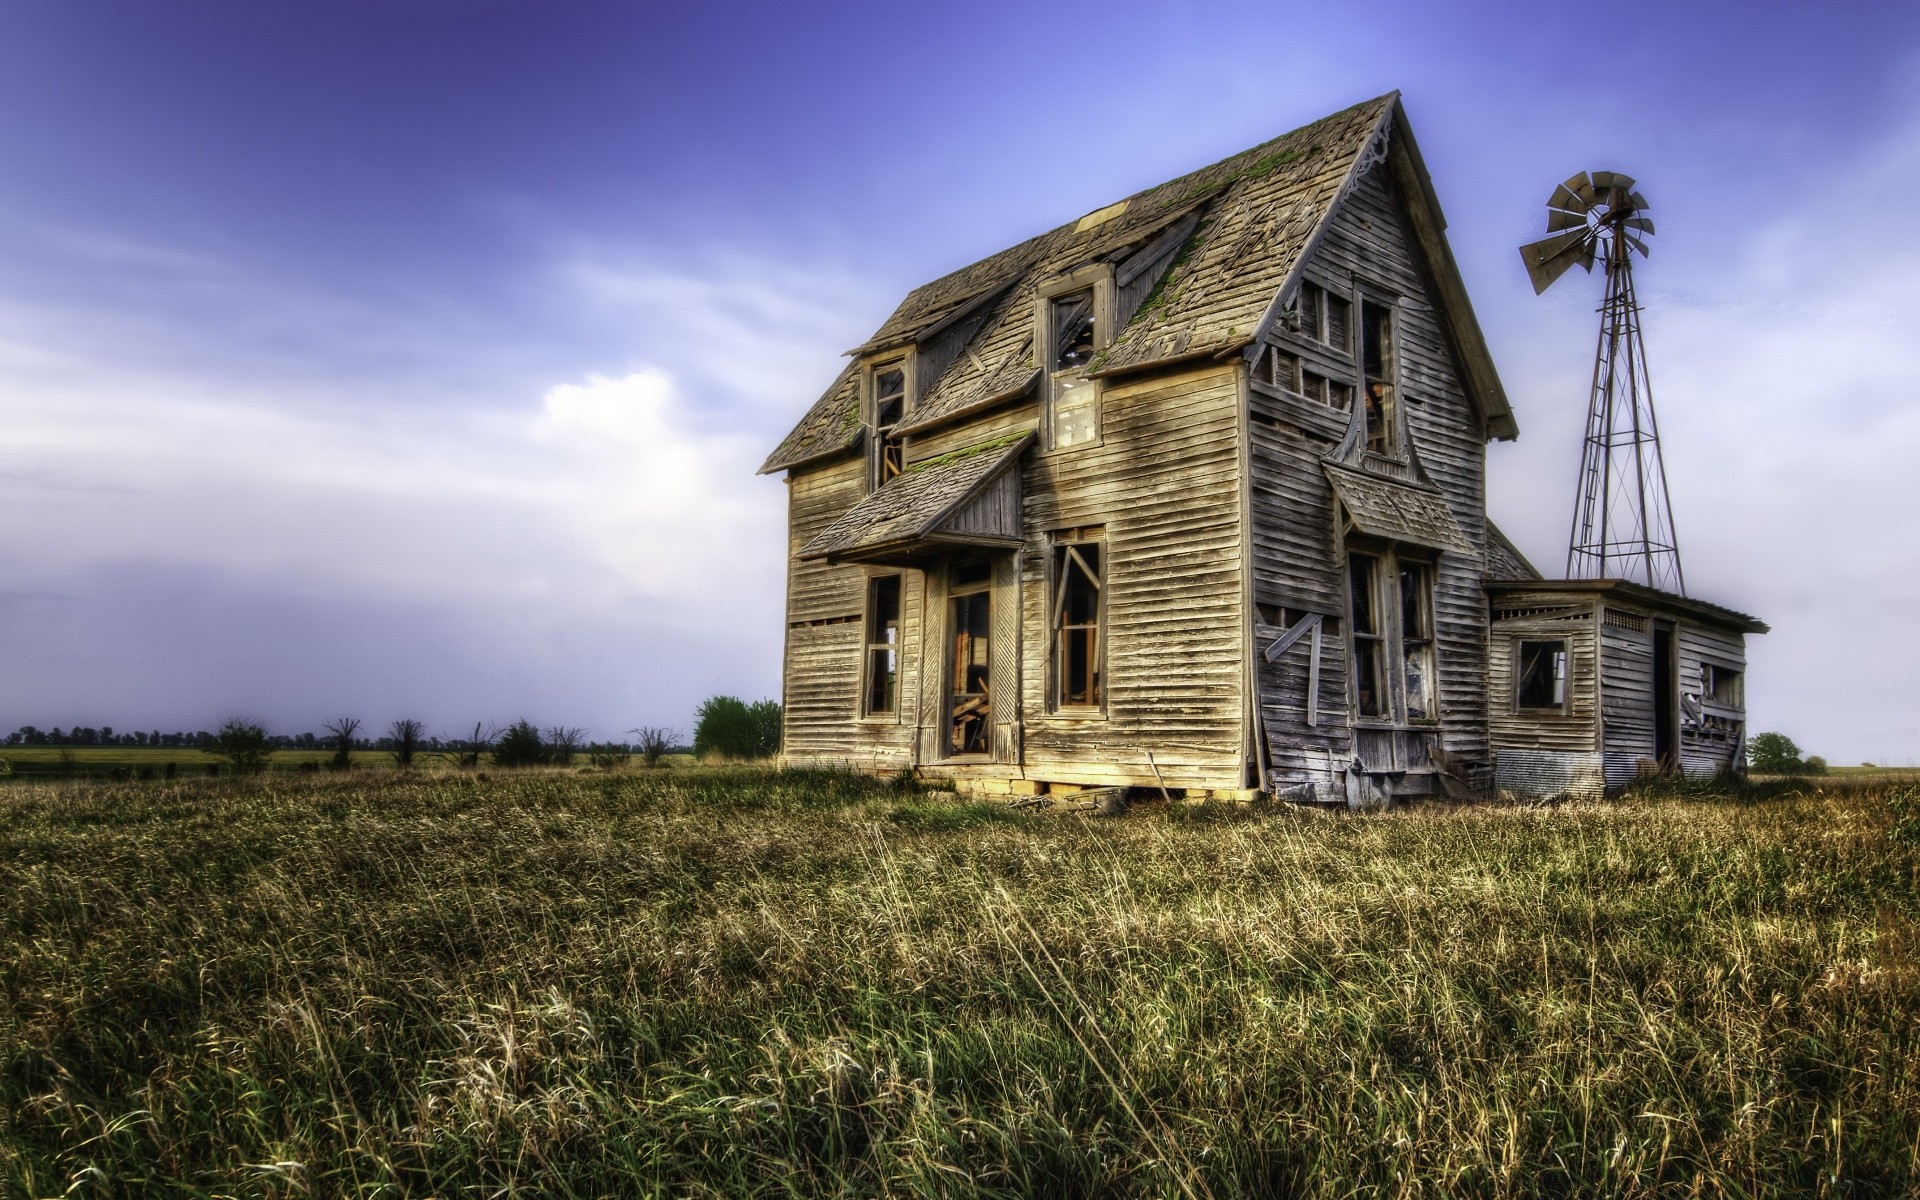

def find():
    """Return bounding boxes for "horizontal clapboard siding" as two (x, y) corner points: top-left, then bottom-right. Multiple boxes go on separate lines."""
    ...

(1488, 597), (1600, 753)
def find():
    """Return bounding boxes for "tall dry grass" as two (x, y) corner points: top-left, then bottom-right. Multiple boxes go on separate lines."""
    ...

(2, 768), (1916, 1197)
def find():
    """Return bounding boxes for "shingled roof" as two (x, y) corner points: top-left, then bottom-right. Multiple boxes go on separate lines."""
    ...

(762, 93), (1516, 475)
(797, 433), (1032, 564)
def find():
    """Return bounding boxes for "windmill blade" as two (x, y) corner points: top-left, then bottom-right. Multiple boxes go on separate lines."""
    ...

(1519, 228), (1592, 294)
(1626, 234), (1650, 258)
(1546, 207), (1587, 233)
(1627, 191), (1648, 212)
(1625, 216), (1656, 235)
(1591, 170), (1636, 192)
(1579, 240), (1596, 272)
(1565, 171), (1598, 208)
(1549, 182), (1591, 214)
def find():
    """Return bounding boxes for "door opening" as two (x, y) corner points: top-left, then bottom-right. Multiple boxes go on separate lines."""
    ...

(1653, 624), (1676, 769)
(947, 560), (993, 756)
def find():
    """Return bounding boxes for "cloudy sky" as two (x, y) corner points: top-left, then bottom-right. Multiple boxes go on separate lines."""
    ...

(1, 1), (1917, 761)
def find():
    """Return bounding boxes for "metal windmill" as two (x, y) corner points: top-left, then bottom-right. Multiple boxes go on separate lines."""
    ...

(1519, 170), (1685, 594)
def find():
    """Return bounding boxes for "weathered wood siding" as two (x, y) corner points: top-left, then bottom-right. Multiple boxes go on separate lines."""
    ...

(1486, 596), (1601, 753)
(1008, 366), (1249, 790)
(1678, 621), (1748, 776)
(780, 458), (922, 768)
(1248, 158), (1491, 785)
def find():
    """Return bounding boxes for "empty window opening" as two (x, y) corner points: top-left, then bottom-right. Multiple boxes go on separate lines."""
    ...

(1051, 533), (1104, 709)
(1703, 663), (1743, 706)
(1347, 553), (1388, 718)
(948, 560), (993, 755)
(1048, 289), (1099, 449)
(1297, 282), (1351, 352)
(1399, 561), (1435, 722)
(1258, 344), (1354, 411)
(871, 365), (906, 488)
(1516, 640), (1568, 710)
(1362, 301), (1396, 456)
(863, 575), (901, 715)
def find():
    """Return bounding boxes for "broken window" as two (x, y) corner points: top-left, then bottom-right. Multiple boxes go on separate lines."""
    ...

(1362, 301), (1396, 456)
(1259, 345), (1353, 411)
(1296, 282), (1351, 352)
(1347, 553), (1388, 718)
(1048, 289), (1099, 449)
(863, 575), (901, 715)
(1050, 530), (1104, 709)
(948, 560), (993, 755)
(1516, 640), (1568, 710)
(1347, 547), (1436, 723)
(870, 365), (906, 490)
(1702, 662), (1743, 706)
(1399, 561), (1435, 722)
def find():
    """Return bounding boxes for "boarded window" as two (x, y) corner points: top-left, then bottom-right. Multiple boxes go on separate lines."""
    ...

(863, 575), (901, 715)
(1051, 532), (1104, 709)
(1362, 301), (1395, 456)
(1347, 553), (1388, 718)
(871, 365), (906, 489)
(1516, 640), (1568, 709)
(1048, 290), (1099, 449)
(1399, 561), (1435, 722)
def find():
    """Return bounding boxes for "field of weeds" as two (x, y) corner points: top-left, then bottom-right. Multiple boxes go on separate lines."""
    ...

(3, 768), (1917, 1197)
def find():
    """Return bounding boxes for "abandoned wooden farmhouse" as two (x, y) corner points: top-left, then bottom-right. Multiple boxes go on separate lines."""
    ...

(760, 93), (1763, 803)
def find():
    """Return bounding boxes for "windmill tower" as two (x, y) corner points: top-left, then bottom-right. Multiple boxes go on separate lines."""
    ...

(1520, 171), (1685, 594)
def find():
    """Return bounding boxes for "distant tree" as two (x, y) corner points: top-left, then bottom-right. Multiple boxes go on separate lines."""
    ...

(545, 726), (586, 767)
(493, 720), (549, 768)
(1803, 755), (1828, 776)
(1748, 732), (1805, 775)
(323, 718), (361, 771)
(447, 722), (498, 768)
(693, 697), (782, 760)
(206, 720), (273, 776)
(389, 719), (424, 769)
(631, 726), (677, 768)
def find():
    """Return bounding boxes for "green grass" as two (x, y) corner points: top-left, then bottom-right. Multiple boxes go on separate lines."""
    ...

(2, 770), (1917, 1197)
(0, 748), (700, 779)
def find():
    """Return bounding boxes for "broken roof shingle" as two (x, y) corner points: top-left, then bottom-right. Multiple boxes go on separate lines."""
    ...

(764, 92), (1515, 474)
(1325, 462), (1471, 552)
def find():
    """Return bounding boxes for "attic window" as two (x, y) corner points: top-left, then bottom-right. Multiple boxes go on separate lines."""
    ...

(1362, 301), (1396, 456)
(1047, 289), (1100, 450)
(1297, 282), (1351, 353)
(870, 365), (906, 489)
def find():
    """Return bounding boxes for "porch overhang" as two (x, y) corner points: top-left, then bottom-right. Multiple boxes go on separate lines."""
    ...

(797, 433), (1032, 567)
(1325, 463), (1471, 553)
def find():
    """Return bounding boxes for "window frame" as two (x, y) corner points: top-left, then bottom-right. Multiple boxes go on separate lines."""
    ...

(1343, 541), (1440, 726)
(859, 573), (903, 720)
(1047, 526), (1106, 715)
(866, 358), (911, 493)
(1513, 638), (1571, 714)
(1293, 279), (1353, 355)
(1359, 296), (1401, 459)
(1037, 268), (1113, 453)
(1701, 661), (1744, 708)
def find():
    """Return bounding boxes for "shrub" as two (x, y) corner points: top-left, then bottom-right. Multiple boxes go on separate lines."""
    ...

(492, 720), (549, 768)
(586, 743), (630, 770)
(206, 720), (272, 776)
(631, 726), (677, 768)
(1803, 755), (1828, 776)
(388, 719), (423, 769)
(693, 697), (781, 760)
(545, 726), (585, 767)
(323, 717), (360, 772)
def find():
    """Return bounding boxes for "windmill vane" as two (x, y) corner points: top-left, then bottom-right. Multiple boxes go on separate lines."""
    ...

(1519, 170), (1685, 595)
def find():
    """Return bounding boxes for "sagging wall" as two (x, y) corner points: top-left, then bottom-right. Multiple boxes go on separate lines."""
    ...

(1677, 622), (1748, 776)
(1248, 157), (1492, 794)
(780, 363), (1250, 791)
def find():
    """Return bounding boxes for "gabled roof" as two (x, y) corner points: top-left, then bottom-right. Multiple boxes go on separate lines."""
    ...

(797, 433), (1031, 564)
(1486, 522), (1543, 581)
(762, 93), (1516, 476)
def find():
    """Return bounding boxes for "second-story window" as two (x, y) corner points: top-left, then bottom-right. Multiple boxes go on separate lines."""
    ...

(1048, 289), (1099, 449)
(1362, 301), (1397, 456)
(1297, 281), (1351, 352)
(870, 365), (906, 490)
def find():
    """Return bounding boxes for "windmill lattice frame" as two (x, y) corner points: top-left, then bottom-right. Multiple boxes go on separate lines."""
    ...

(1520, 171), (1685, 595)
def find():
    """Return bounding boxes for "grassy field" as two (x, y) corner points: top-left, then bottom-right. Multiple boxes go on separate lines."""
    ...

(0, 748), (697, 779)
(2, 769), (1917, 1197)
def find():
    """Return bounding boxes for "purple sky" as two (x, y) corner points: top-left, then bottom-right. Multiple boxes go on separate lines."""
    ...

(2, 1), (1918, 760)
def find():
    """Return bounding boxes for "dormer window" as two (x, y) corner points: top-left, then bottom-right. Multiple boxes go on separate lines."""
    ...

(1361, 300), (1396, 456)
(870, 364), (906, 490)
(1045, 285), (1103, 450)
